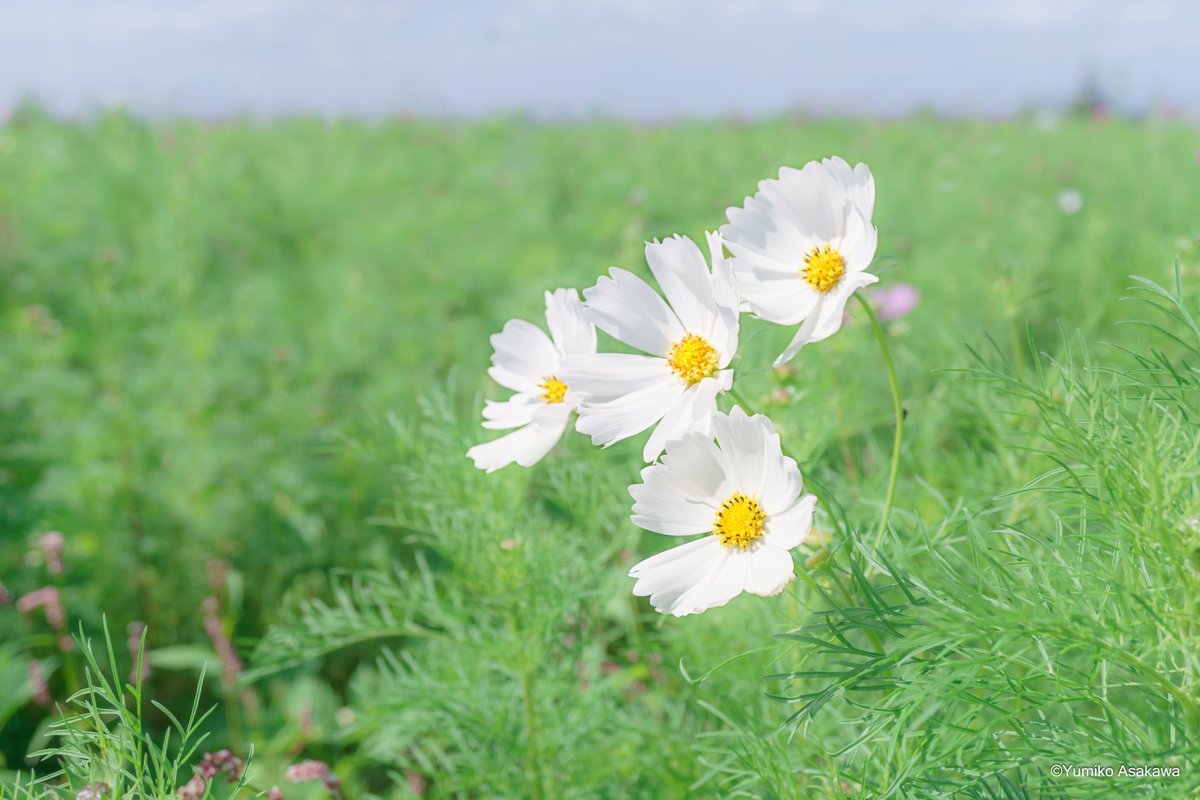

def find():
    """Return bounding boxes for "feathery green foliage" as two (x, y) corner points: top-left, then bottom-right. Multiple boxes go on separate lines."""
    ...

(3, 105), (1200, 796)
(2, 625), (249, 800)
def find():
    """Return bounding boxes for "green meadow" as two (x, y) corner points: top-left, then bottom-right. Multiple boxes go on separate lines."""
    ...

(2, 108), (1199, 798)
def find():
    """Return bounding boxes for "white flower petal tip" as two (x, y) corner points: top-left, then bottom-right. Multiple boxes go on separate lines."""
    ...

(467, 289), (596, 471)
(626, 408), (817, 616)
(564, 234), (740, 463)
(721, 157), (880, 352)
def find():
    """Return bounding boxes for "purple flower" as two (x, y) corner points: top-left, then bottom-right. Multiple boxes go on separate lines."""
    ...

(873, 283), (920, 322)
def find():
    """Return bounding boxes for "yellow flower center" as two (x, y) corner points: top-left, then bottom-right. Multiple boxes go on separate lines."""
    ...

(667, 334), (719, 384)
(802, 244), (845, 293)
(713, 493), (766, 549)
(540, 376), (567, 404)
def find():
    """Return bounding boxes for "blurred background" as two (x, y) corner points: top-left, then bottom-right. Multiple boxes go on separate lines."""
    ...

(2, 0), (1198, 120)
(1, 2), (1199, 798)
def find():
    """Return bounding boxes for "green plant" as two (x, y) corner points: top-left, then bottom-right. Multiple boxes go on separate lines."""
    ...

(2, 625), (250, 800)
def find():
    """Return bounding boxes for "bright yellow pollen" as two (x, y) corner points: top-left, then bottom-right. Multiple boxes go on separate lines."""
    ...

(667, 334), (719, 384)
(802, 244), (846, 293)
(540, 376), (567, 404)
(713, 493), (766, 550)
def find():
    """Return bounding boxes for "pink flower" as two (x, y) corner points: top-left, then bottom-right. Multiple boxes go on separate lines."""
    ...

(17, 586), (65, 630)
(177, 750), (243, 798)
(873, 283), (920, 322)
(40, 531), (65, 575)
(286, 760), (342, 798)
(286, 761), (330, 783)
(202, 597), (242, 689)
(28, 661), (51, 706)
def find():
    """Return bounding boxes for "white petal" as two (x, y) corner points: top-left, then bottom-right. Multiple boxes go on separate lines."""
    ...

(706, 231), (736, 301)
(774, 303), (823, 366)
(837, 204), (878, 273)
(629, 536), (727, 616)
(558, 353), (672, 402)
(642, 372), (728, 462)
(657, 431), (728, 502)
(574, 375), (685, 448)
(712, 406), (782, 500)
(773, 272), (878, 364)
(488, 320), (558, 393)
(544, 288), (597, 356)
(630, 460), (717, 536)
(667, 549), (749, 616)
(805, 272), (879, 343)
(583, 268), (684, 357)
(466, 421), (566, 473)
(481, 395), (539, 430)
(644, 235), (716, 335)
(769, 162), (845, 243)
(529, 401), (574, 428)
(759, 450), (805, 515)
(763, 494), (818, 550)
(732, 264), (819, 326)
(722, 192), (814, 269)
(744, 546), (796, 596)
(629, 533), (721, 577)
(706, 238), (742, 363)
(822, 156), (875, 219)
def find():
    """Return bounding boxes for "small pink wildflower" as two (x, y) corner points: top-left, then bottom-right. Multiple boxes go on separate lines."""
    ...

(202, 596), (242, 689)
(177, 750), (243, 799)
(40, 531), (65, 574)
(873, 283), (920, 322)
(18, 586), (65, 630)
(28, 661), (51, 706)
(286, 760), (342, 799)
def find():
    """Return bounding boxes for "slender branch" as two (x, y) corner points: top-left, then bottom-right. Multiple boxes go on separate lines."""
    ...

(854, 293), (905, 551)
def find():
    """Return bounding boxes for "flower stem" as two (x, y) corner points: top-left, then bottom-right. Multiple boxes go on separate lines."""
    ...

(854, 293), (904, 551)
(728, 386), (755, 412)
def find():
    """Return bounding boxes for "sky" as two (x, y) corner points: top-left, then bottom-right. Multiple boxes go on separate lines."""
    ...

(1, 0), (1197, 120)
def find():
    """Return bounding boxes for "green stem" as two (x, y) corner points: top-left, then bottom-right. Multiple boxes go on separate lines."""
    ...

(728, 386), (754, 412)
(854, 294), (904, 552)
(521, 655), (546, 800)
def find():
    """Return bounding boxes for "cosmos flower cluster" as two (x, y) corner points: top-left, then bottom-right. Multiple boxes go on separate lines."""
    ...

(469, 157), (886, 617)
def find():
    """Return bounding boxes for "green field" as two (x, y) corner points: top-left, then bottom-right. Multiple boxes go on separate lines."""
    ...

(2, 108), (1199, 798)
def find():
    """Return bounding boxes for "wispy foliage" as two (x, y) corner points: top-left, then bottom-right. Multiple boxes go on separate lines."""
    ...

(755, 271), (1200, 798)
(1, 626), (247, 800)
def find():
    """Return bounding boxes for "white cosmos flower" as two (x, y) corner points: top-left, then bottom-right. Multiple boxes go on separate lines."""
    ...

(721, 156), (879, 365)
(559, 233), (739, 463)
(627, 406), (817, 617)
(467, 288), (596, 472)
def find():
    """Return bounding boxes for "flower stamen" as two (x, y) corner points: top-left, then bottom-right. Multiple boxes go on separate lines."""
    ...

(802, 244), (845, 293)
(540, 376), (568, 404)
(713, 493), (766, 549)
(668, 334), (719, 384)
